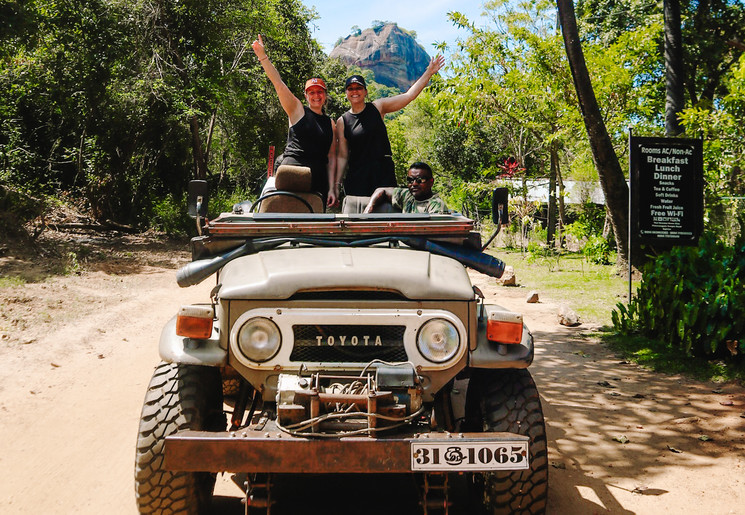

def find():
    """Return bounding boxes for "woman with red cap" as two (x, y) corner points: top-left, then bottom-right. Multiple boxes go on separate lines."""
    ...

(253, 35), (338, 207)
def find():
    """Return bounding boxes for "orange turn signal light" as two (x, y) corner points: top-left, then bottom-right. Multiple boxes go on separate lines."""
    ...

(486, 310), (523, 344)
(176, 305), (214, 339)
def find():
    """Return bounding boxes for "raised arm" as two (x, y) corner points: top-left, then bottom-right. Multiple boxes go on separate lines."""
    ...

(252, 34), (305, 125)
(372, 55), (445, 117)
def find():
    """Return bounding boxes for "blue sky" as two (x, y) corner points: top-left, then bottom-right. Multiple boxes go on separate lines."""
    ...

(303, 0), (491, 55)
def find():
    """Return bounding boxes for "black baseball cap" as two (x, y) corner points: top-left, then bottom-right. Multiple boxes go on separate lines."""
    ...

(345, 75), (366, 89)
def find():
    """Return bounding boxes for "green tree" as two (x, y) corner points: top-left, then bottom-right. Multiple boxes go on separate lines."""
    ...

(558, 0), (632, 267)
(577, 0), (745, 109)
(1, 0), (325, 224)
(680, 54), (745, 242)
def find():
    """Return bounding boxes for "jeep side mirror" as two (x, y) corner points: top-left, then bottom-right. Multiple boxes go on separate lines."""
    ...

(188, 180), (209, 218)
(492, 187), (509, 226)
(187, 180), (209, 236)
(481, 188), (509, 251)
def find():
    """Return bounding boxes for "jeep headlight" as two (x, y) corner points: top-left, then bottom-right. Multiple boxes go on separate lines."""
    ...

(416, 318), (459, 363)
(236, 317), (281, 362)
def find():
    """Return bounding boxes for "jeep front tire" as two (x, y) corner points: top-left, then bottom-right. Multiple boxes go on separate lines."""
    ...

(134, 362), (224, 514)
(464, 369), (549, 514)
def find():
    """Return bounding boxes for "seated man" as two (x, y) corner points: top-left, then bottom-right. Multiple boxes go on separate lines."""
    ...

(363, 161), (448, 214)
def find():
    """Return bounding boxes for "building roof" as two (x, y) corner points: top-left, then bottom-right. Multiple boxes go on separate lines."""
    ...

(502, 180), (613, 205)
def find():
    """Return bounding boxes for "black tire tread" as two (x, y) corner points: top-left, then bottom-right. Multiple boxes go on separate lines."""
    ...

(134, 362), (223, 515)
(468, 368), (549, 514)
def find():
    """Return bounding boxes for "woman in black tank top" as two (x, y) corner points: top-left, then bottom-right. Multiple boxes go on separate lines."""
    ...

(335, 55), (445, 198)
(253, 35), (337, 207)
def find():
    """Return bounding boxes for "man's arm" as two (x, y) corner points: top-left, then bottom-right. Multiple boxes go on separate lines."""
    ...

(363, 187), (396, 213)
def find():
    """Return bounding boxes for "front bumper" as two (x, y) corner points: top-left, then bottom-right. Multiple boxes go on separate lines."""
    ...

(165, 422), (529, 474)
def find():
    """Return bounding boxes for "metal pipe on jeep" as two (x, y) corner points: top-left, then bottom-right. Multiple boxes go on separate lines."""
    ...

(176, 238), (292, 287)
(403, 238), (506, 279)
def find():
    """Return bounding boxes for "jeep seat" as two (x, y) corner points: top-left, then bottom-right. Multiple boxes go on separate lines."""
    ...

(257, 165), (324, 213)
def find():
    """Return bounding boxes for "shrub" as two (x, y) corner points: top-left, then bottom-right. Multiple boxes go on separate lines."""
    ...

(612, 233), (745, 358)
(583, 235), (614, 265)
(150, 194), (192, 237)
(209, 186), (253, 216)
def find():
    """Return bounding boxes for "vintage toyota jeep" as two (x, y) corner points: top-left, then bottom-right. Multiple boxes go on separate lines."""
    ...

(134, 169), (548, 514)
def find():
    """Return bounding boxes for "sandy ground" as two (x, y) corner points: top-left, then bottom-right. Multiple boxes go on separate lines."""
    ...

(0, 234), (743, 514)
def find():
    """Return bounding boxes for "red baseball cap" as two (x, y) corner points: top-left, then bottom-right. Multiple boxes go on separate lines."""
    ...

(304, 78), (327, 91)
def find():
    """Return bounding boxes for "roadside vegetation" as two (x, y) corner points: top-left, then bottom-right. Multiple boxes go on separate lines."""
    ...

(611, 230), (745, 383)
(489, 227), (745, 385)
(486, 201), (630, 327)
(492, 248), (629, 327)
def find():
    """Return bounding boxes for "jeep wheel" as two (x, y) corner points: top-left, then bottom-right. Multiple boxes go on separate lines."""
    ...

(464, 369), (548, 514)
(135, 362), (225, 514)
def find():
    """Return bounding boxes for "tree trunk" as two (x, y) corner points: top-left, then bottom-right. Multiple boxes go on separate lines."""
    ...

(190, 115), (207, 180)
(664, 0), (685, 136)
(557, 0), (632, 270)
(556, 151), (566, 234)
(548, 143), (558, 247)
(204, 107), (218, 166)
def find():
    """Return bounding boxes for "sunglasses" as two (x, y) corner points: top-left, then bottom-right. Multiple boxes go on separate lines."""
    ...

(406, 177), (430, 184)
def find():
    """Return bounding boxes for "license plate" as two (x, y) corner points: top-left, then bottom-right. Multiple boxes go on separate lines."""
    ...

(411, 441), (529, 471)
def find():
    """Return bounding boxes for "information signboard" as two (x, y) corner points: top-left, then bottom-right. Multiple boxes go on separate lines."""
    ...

(630, 136), (703, 246)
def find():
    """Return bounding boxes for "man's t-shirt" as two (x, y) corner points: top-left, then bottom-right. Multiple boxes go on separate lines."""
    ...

(391, 188), (448, 214)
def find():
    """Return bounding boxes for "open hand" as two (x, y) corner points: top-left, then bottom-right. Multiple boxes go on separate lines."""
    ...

(252, 34), (267, 60)
(427, 55), (445, 76)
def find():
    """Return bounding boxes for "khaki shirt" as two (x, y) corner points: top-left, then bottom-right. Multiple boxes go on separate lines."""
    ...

(391, 188), (448, 214)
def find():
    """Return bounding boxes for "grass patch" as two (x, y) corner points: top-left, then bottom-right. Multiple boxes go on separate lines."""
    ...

(491, 249), (635, 326)
(601, 333), (745, 384)
(0, 275), (26, 288)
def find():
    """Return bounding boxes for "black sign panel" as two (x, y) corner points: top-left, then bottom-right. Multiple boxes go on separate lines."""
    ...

(630, 136), (703, 246)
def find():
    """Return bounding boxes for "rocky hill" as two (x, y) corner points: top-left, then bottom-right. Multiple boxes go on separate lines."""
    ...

(329, 23), (430, 91)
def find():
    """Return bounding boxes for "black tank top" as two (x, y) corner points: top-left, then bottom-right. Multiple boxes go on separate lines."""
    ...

(341, 103), (396, 196)
(282, 107), (333, 196)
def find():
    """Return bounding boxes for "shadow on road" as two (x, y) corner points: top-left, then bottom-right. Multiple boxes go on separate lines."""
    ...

(209, 472), (472, 514)
(530, 327), (744, 513)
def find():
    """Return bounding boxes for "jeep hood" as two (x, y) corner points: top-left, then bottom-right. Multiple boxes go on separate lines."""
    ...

(217, 246), (474, 300)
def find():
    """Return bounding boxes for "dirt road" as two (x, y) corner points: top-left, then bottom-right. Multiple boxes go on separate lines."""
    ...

(0, 242), (743, 514)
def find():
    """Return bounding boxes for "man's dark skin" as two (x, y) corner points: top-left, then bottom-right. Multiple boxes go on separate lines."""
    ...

(363, 166), (434, 213)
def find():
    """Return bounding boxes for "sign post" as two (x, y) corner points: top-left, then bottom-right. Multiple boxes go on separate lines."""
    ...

(628, 135), (703, 299)
(267, 145), (275, 178)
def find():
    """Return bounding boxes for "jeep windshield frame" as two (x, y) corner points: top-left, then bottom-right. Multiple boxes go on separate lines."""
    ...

(176, 212), (506, 287)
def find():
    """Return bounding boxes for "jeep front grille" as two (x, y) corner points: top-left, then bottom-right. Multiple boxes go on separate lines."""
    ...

(290, 324), (407, 362)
